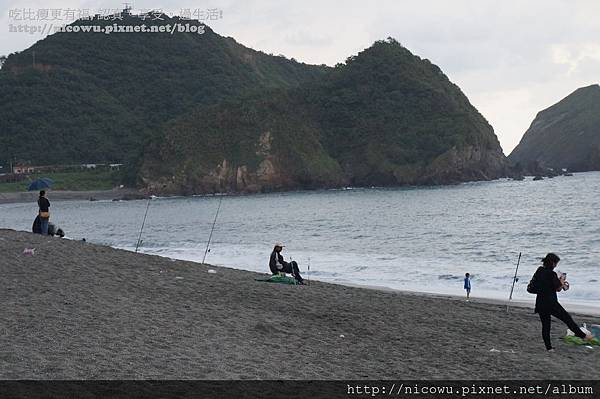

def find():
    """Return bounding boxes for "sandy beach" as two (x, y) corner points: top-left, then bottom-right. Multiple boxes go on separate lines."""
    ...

(0, 229), (599, 380)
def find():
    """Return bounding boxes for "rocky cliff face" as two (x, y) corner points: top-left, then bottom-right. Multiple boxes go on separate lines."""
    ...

(144, 142), (507, 195)
(509, 84), (600, 172)
(145, 132), (313, 194)
(141, 39), (509, 194)
(143, 127), (348, 194)
(145, 157), (292, 195)
(395, 144), (508, 185)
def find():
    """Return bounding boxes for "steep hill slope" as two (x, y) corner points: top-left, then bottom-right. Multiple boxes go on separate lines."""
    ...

(0, 13), (326, 166)
(141, 39), (508, 194)
(509, 84), (600, 172)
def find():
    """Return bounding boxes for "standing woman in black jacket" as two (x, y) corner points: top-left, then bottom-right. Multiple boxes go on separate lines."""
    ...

(534, 253), (592, 351)
(37, 190), (51, 236)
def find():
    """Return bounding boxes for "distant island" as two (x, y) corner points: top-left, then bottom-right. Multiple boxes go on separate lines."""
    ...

(509, 84), (600, 174)
(1, 12), (509, 195)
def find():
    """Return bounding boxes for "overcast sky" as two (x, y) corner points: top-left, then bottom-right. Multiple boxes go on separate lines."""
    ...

(2, 0), (599, 154)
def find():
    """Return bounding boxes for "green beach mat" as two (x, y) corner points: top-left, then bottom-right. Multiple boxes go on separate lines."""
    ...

(562, 335), (600, 346)
(255, 275), (301, 285)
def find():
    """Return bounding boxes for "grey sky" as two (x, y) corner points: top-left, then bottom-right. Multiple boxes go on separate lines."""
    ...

(1, 0), (599, 154)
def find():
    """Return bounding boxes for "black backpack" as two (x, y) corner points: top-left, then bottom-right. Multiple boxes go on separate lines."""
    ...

(527, 268), (542, 294)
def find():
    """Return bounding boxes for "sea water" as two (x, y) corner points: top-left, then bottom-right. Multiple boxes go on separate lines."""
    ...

(1, 172), (599, 305)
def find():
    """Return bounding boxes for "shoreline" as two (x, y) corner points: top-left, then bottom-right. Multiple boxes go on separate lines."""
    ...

(138, 255), (600, 318)
(3, 222), (599, 317)
(0, 188), (144, 204)
(341, 282), (600, 317)
(0, 172), (592, 206)
(1, 228), (599, 379)
(121, 247), (600, 318)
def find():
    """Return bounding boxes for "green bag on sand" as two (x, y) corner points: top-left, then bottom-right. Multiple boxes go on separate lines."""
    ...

(256, 274), (300, 285)
(562, 335), (600, 346)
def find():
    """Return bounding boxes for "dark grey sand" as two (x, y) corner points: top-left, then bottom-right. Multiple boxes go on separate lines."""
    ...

(1, 229), (599, 379)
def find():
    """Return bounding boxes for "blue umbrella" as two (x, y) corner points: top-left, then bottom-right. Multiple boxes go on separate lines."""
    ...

(27, 178), (54, 191)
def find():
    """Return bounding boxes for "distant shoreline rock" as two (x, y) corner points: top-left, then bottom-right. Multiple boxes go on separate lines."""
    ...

(509, 84), (600, 173)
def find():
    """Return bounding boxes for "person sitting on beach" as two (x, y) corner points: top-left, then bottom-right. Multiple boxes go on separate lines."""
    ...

(32, 216), (65, 237)
(48, 223), (65, 238)
(37, 190), (51, 235)
(32, 216), (42, 234)
(533, 253), (593, 352)
(269, 242), (304, 284)
(464, 273), (471, 301)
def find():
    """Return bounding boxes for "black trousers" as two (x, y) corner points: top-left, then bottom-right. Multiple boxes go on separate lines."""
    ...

(538, 303), (586, 350)
(280, 261), (303, 282)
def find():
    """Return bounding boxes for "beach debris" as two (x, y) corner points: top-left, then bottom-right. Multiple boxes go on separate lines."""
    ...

(489, 348), (516, 353)
(566, 328), (574, 336)
(208, 269), (217, 274)
(22, 248), (35, 256)
(563, 335), (600, 346)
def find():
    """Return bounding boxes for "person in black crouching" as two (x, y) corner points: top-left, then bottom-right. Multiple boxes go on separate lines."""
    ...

(32, 216), (65, 238)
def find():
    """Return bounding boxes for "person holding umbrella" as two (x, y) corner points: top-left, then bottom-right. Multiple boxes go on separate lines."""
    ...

(38, 190), (50, 235)
(27, 177), (54, 192)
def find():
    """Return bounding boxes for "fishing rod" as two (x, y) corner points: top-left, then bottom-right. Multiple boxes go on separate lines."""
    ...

(135, 196), (152, 253)
(202, 195), (223, 264)
(506, 252), (522, 313)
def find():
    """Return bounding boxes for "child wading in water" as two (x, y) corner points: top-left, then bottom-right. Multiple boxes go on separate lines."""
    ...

(464, 273), (471, 301)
